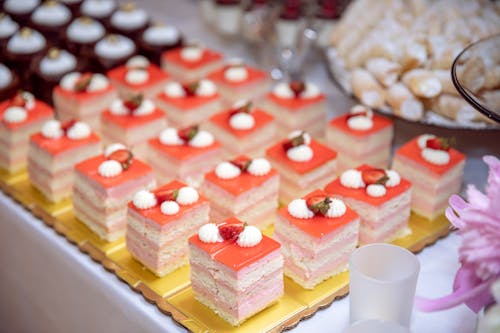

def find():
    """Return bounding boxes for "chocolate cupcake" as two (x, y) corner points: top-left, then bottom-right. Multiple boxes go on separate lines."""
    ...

(139, 23), (182, 65)
(80, 0), (116, 25)
(31, 47), (78, 104)
(0, 13), (19, 62)
(5, 27), (47, 92)
(94, 34), (136, 72)
(0, 63), (20, 101)
(30, 0), (72, 47)
(109, 2), (149, 41)
(60, 0), (82, 16)
(3, 0), (40, 26)
(65, 16), (105, 70)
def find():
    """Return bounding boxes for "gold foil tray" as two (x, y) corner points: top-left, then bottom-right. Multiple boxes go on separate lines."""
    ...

(2, 175), (452, 332)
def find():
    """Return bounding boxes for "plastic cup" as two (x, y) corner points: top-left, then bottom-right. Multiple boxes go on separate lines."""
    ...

(349, 243), (420, 327)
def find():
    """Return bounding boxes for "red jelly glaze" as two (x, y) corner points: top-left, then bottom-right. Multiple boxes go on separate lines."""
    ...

(101, 107), (165, 129)
(156, 90), (220, 111)
(0, 100), (54, 130)
(162, 47), (223, 70)
(30, 131), (100, 156)
(329, 113), (393, 137)
(107, 63), (169, 89)
(209, 108), (274, 138)
(53, 82), (116, 102)
(148, 137), (221, 162)
(266, 91), (325, 110)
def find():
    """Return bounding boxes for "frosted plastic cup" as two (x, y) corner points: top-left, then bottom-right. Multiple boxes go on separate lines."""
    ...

(344, 319), (412, 333)
(349, 243), (420, 327)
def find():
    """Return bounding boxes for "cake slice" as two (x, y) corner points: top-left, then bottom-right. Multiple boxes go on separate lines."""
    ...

(161, 44), (224, 83)
(126, 180), (209, 276)
(274, 190), (360, 289)
(100, 93), (166, 160)
(266, 131), (338, 204)
(189, 217), (283, 326)
(28, 119), (102, 202)
(206, 100), (276, 158)
(262, 81), (327, 138)
(327, 105), (394, 172)
(107, 55), (170, 99)
(73, 144), (156, 241)
(200, 156), (279, 230)
(148, 125), (222, 187)
(392, 134), (465, 220)
(0, 91), (54, 173)
(155, 79), (222, 128)
(53, 72), (117, 133)
(324, 165), (412, 244)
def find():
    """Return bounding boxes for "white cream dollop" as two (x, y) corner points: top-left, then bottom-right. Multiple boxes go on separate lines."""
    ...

(126, 55), (149, 69)
(287, 145), (313, 162)
(215, 161), (241, 179)
(66, 121), (91, 140)
(61, 72), (109, 92)
(229, 112), (255, 130)
(287, 130), (311, 145)
(3, 107), (27, 123)
(105, 143), (127, 157)
(164, 82), (186, 98)
(421, 148), (450, 165)
(340, 169), (365, 189)
(159, 128), (183, 146)
(133, 190), (157, 209)
(347, 116), (373, 131)
(273, 82), (294, 99)
(350, 105), (373, 117)
(176, 186), (199, 205)
(224, 66), (248, 82)
(181, 46), (203, 62)
(301, 83), (321, 99)
(21, 92), (35, 110)
(385, 170), (401, 187)
(237, 225), (262, 247)
(160, 200), (179, 215)
(196, 79), (217, 97)
(326, 198), (347, 218)
(88, 74), (109, 91)
(111, 98), (154, 116)
(247, 158), (271, 176)
(366, 184), (387, 197)
(98, 160), (122, 178)
(417, 134), (436, 149)
(125, 69), (149, 85)
(288, 199), (314, 219)
(41, 120), (63, 139)
(189, 130), (214, 148)
(198, 223), (223, 243)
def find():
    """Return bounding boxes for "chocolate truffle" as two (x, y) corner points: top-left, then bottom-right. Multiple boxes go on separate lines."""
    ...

(109, 2), (149, 40)
(65, 16), (105, 71)
(94, 34), (136, 72)
(80, 0), (116, 25)
(139, 23), (182, 65)
(60, 0), (82, 16)
(3, 0), (40, 26)
(30, 0), (72, 47)
(0, 63), (20, 101)
(0, 13), (19, 62)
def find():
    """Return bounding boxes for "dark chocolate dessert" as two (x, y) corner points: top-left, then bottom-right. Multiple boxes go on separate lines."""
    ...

(0, 62), (20, 101)
(29, 0), (72, 47)
(65, 16), (105, 71)
(94, 33), (136, 72)
(139, 23), (182, 65)
(109, 2), (149, 41)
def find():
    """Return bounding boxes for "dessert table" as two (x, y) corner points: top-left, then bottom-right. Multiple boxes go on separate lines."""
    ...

(1, 0), (497, 332)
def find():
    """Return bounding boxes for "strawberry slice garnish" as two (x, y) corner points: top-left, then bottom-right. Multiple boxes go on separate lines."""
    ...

(346, 110), (370, 120)
(282, 131), (306, 151)
(10, 91), (27, 107)
(123, 93), (144, 114)
(182, 82), (199, 96)
(218, 223), (244, 241)
(425, 137), (454, 151)
(230, 156), (252, 171)
(178, 125), (199, 142)
(108, 149), (133, 170)
(306, 195), (332, 216)
(74, 73), (93, 92)
(154, 188), (179, 204)
(289, 80), (306, 98)
(61, 119), (77, 133)
(361, 168), (389, 185)
(229, 101), (253, 116)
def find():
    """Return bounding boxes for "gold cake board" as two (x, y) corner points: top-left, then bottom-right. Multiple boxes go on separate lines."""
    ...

(1, 170), (452, 332)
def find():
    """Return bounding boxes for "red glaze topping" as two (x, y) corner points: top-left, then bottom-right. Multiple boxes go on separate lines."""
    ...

(207, 65), (268, 87)
(395, 136), (465, 175)
(101, 107), (165, 129)
(128, 180), (208, 226)
(0, 99), (54, 130)
(324, 164), (412, 206)
(54, 82), (116, 101)
(266, 138), (337, 174)
(189, 217), (281, 271)
(148, 137), (220, 161)
(209, 108), (274, 138)
(30, 131), (100, 156)
(279, 190), (359, 238)
(156, 89), (220, 111)
(75, 155), (153, 189)
(162, 47), (223, 70)
(329, 113), (393, 137)
(107, 63), (169, 90)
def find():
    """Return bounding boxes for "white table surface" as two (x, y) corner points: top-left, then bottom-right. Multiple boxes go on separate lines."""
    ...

(1, 0), (495, 332)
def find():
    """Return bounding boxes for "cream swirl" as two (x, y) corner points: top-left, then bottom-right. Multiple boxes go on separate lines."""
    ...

(3, 107), (27, 123)
(125, 69), (149, 85)
(159, 128), (183, 146)
(105, 143), (127, 157)
(288, 199), (314, 219)
(421, 148), (450, 165)
(181, 46), (203, 62)
(273, 82), (294, 99)
(247, 158), (271, 176)
(385, 170), (401, 187)
(198, 223), (223, 243)
(366, 184), (387, 197)
(326, 198), (347, 218)
(224, 66), (248, 82)
(237, 226), (262, 247)
(215, 161), (241, 179)
(189, 130), (214, 148)
(287, 145), (313, 162)
(160, 201), (180, 215)
(347, 116), (373, 130)
(164, 82), (186, 98)
(66, 121), (91, 140)
(133, 190), (157, 209)
(196, 79), (217, 97)
(41, 120), (63, 139)
(98, 160), (122, 178)
(229, 112), (254, 130)
(176, 186), (199, 205)
(340, 169), (365, 189)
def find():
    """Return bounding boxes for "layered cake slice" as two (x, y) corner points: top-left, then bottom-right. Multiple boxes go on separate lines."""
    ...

(148, 125), (222, 187)
(392, 134), (465, 220)
(0, 91), (53, 173)
(206, 100), (276, 158)
(324, 165), (412, 244)
(161, 44), (224, 83)
(266, 131), (338, 204)
(53, 71), (118, 133)
(126, 180), (209, 276)
(275, 190), (360, 289)
(206, 60), (271, 105)
(327, 105), (394, 172)
(100, 93), (166, 159)
(74, 144), (156, 241)
(200, 156), (279, 230)
(155, 79), (221, 128)
(28, 120), (101, 202)
(107, 55), (170, 99)
(262, 81), (327, 138)
(189, 218), (283, 326)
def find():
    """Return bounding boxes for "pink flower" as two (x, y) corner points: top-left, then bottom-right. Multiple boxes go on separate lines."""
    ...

(416, 156), (500, 313)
